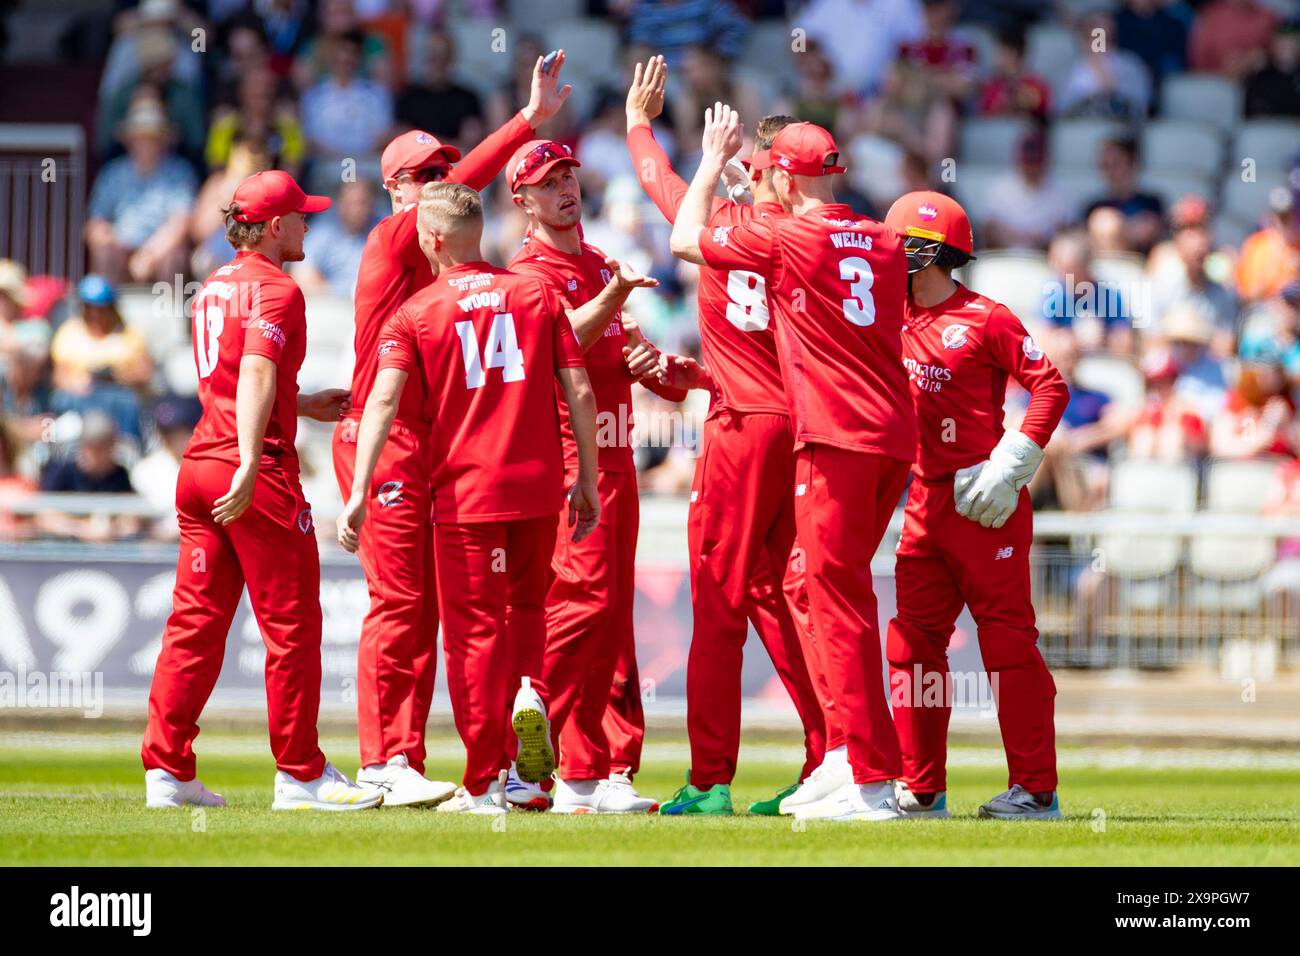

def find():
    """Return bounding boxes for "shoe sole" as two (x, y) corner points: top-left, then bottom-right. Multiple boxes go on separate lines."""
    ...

(271, 795), (385, 812)
(827, 811), (906, 822)
(552, 804), (659, 815)
(507, 796), (551, 812)
(378, 787), (458, 808)
(978, 807), (1062, 820)
(660, 806), (733, 816)
(511, 707), (555, 783)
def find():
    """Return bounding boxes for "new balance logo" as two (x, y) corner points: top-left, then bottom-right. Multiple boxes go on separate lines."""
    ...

(995, 546), (1014, 560)
(689, 490), (699, 502)
(795, 483), (807, 496)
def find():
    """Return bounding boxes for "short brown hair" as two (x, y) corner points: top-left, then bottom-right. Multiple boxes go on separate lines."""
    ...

(417, 181), (483, 235)
(755, 114), (797, 151)
(222, 202), (267, 249)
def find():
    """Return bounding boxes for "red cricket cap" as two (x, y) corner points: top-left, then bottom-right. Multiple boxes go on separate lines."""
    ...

(230, 170), (330, 223)
(381, 130), (462, 182)
(884, 190), (975, 255)
(508, 139), (580, 192)
(749, 122), (845, 176)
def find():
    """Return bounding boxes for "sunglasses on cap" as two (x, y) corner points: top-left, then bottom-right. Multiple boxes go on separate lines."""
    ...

(512, 141), (573, 188)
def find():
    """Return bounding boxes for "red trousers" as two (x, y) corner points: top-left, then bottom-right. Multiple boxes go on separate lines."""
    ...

(687, 412), (826, 788)
(143, 457), (326, 781)
(886, 478), (1057, 794)
(604, 636), (644, 776)
(793, 444), (909, 784)
(333, 417), (438, 774)
(434, 516), (556, 794)
(542, 468), (639, 780)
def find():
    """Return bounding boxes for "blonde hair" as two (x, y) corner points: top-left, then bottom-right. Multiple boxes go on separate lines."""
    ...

(222, 202), (268, 249)
(417, 181), (483, 237)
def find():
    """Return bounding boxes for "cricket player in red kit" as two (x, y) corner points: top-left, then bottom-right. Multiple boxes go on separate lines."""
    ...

(508, 138), (687, 813)
(334, 53), (573, 804)
(672, 110), (916, 822)
(623, 58), (826, 815)
(142, 171), (380, 811)
(338, 183), (600, 814)
(883, 192), (1067, 820)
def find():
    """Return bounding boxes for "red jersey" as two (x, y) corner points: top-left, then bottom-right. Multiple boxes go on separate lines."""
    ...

(186, 250), (306, 469)
(377, 263), (586, 523)
(349, 112), (534, 424)
(510, 234), (685, 473)
(698, 203), (917, 461)
(626, 125), (786, 417)
(901, 284), (1068, 480)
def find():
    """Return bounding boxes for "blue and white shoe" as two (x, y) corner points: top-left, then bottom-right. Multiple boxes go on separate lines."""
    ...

(894, 781), (951, 819)
(505, 764), (550, 812)
(978, 784), (1062, 820)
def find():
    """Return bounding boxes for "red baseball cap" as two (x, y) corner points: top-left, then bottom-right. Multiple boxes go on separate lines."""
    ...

(749, 122), (845, 176)
(230, 170), (330, 223)
(508, 139), (580, 192)
(884, 190), (974, 255)
(381, 129), (462, 182)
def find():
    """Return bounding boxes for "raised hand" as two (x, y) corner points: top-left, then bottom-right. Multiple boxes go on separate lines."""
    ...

(626, 55), (667, 127)
(524, 49), (573, 126)
(701, 101), (743, 163)
(605, 257), (659, 294)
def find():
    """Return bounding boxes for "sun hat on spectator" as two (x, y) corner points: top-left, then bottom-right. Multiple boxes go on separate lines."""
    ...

(77, 274), (116, 308)
(748, 122), (846, 176)
(229, 170), (330, 223)
(0, 259), (28, 309)
(117, 100), (173, 142)
(381, 130), (462, 182)
(1162, 304), (1212, 345)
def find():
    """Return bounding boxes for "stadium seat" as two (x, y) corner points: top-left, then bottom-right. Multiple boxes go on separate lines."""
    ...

(847, 134), (906, 208)
(948, 162), (1004, 229)
(1203, 458), (1284, 511)
(116, 286), (188, 364)
(1221, 170), (1290, 230)
(508, 0), (584, 24)
(1025, 23), (1079, 99)
(1050, 167), (1108, 215)
(1074, 353), (1145, 411)
(1160, 73), (1242, 134)
(1049, 119), (1128, 170)
(1188, 459), (1284, 607)
(448, 21), (512, 88)
(542, 19), (620, 84)
(1100, 459), (1197, 579)
(1232, 119), (1300, 174)
(1140, 120), (1223, 177)
(738, 20), (798, 83)
(1137, 169), (1216, 209)
(962, 250), (1051, 324)
(960, 116), (1032, 165)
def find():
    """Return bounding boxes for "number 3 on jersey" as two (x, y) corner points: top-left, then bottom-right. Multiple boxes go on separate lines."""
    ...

(456, 312), (525, 389)
(839, 255), (875, 327)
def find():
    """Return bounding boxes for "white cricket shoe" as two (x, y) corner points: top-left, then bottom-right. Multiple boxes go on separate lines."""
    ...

(552, 777), (658, 814)
(271, 762), (383, 811)
(145, 769), (226, 809)
(979, 784), (1062, 820)
(505, 764), (550, 811)
(778, 762), (852, 815)
(795, 781), (904, 822)
(607, 770), (659, 812)
(895, 781), (952, 819)
(511, 677), (555, 783)
(436, 780), (509, 815)
(356, 755), (457, 808)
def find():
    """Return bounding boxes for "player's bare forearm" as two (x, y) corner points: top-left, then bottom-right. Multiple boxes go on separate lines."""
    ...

(234, 355), (276, 470)
(348, 368), (407, 503)
(557, 366), (599, 486)
(669, 158), (724, 265)
(569, 260), (658, 350)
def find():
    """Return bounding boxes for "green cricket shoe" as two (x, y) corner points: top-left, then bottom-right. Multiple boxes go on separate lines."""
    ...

(747, 782), (799, 816)
(658, 773), (733, 815)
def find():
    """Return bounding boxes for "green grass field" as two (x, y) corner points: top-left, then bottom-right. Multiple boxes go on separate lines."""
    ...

(2, 727), (1297, 866)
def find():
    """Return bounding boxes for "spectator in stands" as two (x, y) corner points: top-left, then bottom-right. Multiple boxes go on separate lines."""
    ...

(1189, 0), (1279, 81)
(394, 30), (485, 148)
(1239, 281), (1300, 386)
(1030, 328), (1130, 510)
(1211, 357), (1295, 459)
(776, 38), (842, 133)
(1165, 304), (1230, 424)
(800, 0), (924, 98)
(211, 12), (282, 108)
(670, 45), (762, 154)
(0, 261), (52, 378)
(1042, 230), (1134, 354)
(190, 138), (273, 277)
(626, 0), (751, 66)
(292, 0), (392, 91)
(299, 30), (394, 170)
(1084, 136), (1165, 254)
(50, 276), (151, 444)
(257, 0), (313, 72)
(1244, 17), (1300, 118)
(99, 0), (205, 122)
(1058, 9), (1151, 122)
(36, 412), (143, 542)
(289, 181), (379, 298)
(0, 422), (36, 542)
(1150, 197), (1239, 354)
(1235, 186), (1300, 304)
(1128, 346), (1208, 462)
(1115, 0), (1189, 87)
(976, 25), (1050, 120)
(896, 0), (978, 103)
(131, 393), (201, 541)
(858, 56), (956, 167)
(985, 127), (1074, 250)
(206, 65), (305, 176)
(85, 100), (196, 285)
(99, 24), (206, 166)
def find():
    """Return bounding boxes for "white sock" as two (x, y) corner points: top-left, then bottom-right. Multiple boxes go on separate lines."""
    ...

(556, 777), (598, 799)
(821, 745), (849, 770)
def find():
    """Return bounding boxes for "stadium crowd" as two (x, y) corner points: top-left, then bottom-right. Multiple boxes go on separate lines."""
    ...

(0, 0), (1298, 545)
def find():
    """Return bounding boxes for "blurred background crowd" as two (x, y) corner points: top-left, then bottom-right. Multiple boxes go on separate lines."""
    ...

(0, 0), (1298, 551)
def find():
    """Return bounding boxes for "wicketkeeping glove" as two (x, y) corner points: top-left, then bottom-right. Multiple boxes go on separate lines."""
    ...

(953, 430), (1045, 529)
